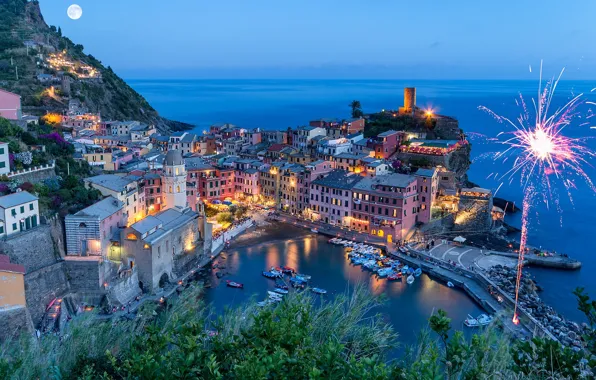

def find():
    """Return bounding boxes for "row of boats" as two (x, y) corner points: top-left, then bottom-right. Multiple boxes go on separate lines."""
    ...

(344, 246), (421, 285)
(258, 266), (327, 306)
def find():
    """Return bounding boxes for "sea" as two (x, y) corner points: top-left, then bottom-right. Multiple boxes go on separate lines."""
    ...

(128, 79), (596, 324)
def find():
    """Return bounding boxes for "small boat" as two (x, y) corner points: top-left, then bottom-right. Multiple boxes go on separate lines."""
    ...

(226, 280), (244, 289)
(414, 268), (422, 277)
(407, 267), (414, 275)
(447, 282), (454, 288)
(464, 314), (493, 327)
(311, 287), (327, 294)
(407, 275), (415, 284)
(377, 268), (393, 277)
(268, 291), (283, 298)
(281, 266), (295, 274)
(290, 277), (307, 288)
(262, 271), (279, 279)
(295, 273), (311, 280)
(257, 301), (270, 307)
(328, 238), (338, 244)
(275, 280), (289, 290)
(388, 272), (402, 281)
(401, 266), (409, 275)
(311, 228), (319, 233)
(273, 288), (289, 294)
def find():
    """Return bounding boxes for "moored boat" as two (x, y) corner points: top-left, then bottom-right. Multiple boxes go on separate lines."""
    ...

(464, 314), (493, 327)
(226, 280), (244, 289)
(268, 291), (283, 298)
(275, 280), (289, 290)
(311, 228), (318, 233)
(311, 287), (327, 294)
(447, 281), (454, 288)
(282, 266), (295, 274)
(388, 272), (402, 281)
(262, 271), (279, 279)
(273, 287), (289, 294)
(295, 273), (311, 280)
(414, 268), (422, 277)
(407, 275), (415, 284)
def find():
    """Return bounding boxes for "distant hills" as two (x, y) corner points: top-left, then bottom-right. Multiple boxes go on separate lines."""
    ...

(0, 0), (191, 132)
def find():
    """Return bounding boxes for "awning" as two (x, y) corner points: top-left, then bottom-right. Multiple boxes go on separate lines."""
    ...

(453, 236), (466, 243)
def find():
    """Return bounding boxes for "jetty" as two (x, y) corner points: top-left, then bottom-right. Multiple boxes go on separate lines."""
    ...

(489, 251), (582, 270)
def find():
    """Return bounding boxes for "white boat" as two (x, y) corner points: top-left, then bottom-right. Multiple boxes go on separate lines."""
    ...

(464, 314), (493, 327)
(268, 291), (283, 298)
(295, 273), (311, 280)
(447, 281), (454, 288)
(377, 268), (393, 277)
(273, 288), (289, 294)
(414, 268), (422, 277)
(311, 287), (327, 294)
(406, 275), (415, 284)
(311, 228), (318, 233)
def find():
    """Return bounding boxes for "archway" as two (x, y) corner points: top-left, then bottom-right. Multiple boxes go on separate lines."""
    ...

(159, 273), (169, 288)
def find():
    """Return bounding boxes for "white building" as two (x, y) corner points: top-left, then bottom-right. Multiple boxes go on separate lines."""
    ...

(0, 142), (9, 175)
(162, 150), (187, 210)
(0, 191), (39, 237)
(84, 174), (146, 226)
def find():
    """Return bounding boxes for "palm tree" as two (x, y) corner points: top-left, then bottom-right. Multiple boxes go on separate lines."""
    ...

(349, 100), (363, 118)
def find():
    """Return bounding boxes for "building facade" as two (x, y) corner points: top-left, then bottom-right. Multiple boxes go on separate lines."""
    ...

(0, 191), (39, 237)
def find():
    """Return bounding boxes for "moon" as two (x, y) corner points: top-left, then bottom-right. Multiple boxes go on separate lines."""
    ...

(67, 4), (83, 20)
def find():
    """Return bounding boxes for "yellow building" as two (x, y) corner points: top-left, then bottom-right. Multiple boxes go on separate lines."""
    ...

(0, 254), (26, 309)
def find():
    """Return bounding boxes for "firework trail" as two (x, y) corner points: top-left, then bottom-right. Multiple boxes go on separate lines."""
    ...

(480, 62), (596, 324)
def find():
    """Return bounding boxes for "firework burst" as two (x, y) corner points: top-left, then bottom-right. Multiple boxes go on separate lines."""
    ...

(480, 62), (596, 324)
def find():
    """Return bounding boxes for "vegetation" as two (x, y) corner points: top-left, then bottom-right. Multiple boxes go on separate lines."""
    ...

(0, 286), (593, 379)
(364, 113), (433, 138)
(350, 100), (363, 118)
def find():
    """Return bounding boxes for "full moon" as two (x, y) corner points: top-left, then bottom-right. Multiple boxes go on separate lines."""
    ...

(67, 4), (83, 20)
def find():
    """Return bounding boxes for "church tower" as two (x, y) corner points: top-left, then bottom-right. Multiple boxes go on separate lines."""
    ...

(162, 149), (187, 210)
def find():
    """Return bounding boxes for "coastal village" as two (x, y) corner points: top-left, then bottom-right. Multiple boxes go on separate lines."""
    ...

(0, 83), (589, 355)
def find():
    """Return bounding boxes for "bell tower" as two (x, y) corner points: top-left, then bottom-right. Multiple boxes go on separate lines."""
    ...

(162, 150), (187, 210)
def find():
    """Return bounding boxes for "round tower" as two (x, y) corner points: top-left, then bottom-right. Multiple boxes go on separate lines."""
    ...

(162, 150), (187, 210)
(404, 87), (416, 111)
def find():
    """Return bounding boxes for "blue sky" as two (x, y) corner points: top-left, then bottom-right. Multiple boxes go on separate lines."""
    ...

(39, 0), (596, 79)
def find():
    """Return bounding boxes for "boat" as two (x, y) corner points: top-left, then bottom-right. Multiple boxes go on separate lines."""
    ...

(262, 271), (278, 279)
(388, 272), (402, 281)
(447, 281), (454, 288)
(311, 287), (327, 294)
(275, 280), (289, 290)
(328, 238), (338, 244)
(377, 268), (393, 277)
(295, 273), (311, 280)
(311, 228), (319, 233)
(273, 288), (289, 294)
(464, 314), (493, 327)
(414, 268), (422, 277)
(406, 275), (415, 284)
(290, 277), (307, 288)
(401, 266), (409, 275)
(281, 266), (295, 274)
(268, 291), (283, 298)
(226, 280), (244, 289)
(407, 267), (414, 275)
(257, 301), (270, 307)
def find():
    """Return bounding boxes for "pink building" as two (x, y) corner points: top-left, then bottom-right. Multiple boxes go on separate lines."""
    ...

(296, 160), (335, 213)
(351, 173), (420, 243)
(414, 168), (440, 223)
(0, 89), (22, 120)
(367, 130), (404, 159)
(308, 170), (363, 226)
(235, 168), (260, 199)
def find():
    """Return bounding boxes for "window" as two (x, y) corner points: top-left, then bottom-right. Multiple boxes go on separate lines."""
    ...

(0, 147), (4, 154)
(126, 233), (137, 241)
(20, 206), (24, 214)
(0, 226), (3, 234)
(79, 222), (87, 228)
(29, 203), (34, 211)
(0, 162), (4, 169)
(12, 223), (17, 231)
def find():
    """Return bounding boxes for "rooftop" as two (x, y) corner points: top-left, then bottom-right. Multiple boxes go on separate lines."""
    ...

(334, 153), (366, 160)
(353, 173), (417, 192)
(312, 170), (363, 190)
(85, 174), (136, 193)
(0, 191), (38, 209)
(133, 208), (198, 244)
(69, 196), (123, 220)
(378, 130), (399, 137)
(415, 168), (438, 177)
(0, 254), (25, 274)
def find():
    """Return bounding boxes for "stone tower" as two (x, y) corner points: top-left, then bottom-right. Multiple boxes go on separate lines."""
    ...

(399, 87), (416, 115)
(162, 150), (187, 210)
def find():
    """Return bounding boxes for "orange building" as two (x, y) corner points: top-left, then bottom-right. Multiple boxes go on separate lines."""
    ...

(0, 254), (26, 309)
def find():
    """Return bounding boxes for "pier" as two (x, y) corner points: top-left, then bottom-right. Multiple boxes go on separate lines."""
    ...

(489, 251), (582, 270)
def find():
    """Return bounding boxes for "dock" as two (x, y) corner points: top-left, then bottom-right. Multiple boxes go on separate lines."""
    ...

(489, 251), (581, 270)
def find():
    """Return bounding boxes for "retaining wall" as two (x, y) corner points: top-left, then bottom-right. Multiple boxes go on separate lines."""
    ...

(24, 262), (70, 327)
(0, 306), (34, 343)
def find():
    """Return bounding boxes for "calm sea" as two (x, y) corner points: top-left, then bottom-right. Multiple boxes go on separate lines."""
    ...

(129, 79), (596, 323)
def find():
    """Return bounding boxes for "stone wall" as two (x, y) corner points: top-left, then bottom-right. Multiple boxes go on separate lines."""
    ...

(107, 269), (141, 306)
(454, 196), (493, 232)
(64, 258), (103, 292)
(0, 306), (34, 343)
(0, 225), (60, 273)
(6, 165), (57, 185)
(24, 262), (70, 326)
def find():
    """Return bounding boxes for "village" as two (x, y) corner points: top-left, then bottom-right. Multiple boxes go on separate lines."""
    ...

(0, 85), (580, 347)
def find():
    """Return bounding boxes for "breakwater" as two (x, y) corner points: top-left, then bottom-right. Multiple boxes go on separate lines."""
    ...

(490, 251), (581, 270)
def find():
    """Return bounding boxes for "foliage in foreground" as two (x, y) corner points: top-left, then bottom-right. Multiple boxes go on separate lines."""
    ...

(1, 286), (594, 379)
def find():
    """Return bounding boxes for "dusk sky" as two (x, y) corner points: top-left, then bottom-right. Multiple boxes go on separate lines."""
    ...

(40, 0), (596, 79)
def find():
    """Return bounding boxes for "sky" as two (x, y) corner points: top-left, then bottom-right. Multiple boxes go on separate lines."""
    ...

(39, 0), (596, 79)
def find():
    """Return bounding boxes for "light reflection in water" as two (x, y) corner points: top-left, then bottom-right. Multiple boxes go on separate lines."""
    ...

(265, 244), (280, 270)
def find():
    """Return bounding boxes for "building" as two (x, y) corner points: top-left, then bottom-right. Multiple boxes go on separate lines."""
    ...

(309, 170), (363, 226)
(111, 121), (141, 136)
(0, 142), (10, 175)
(292, 126), (326, 151)
(364, 161), (390, 177)
(399, 87), (416, 115)
(367, 130), (403, 159)
(84, 174), (145, 226)
(351, 174), (419, 243)
(0, 89), (22, 120)
(130, 123), (156, 142)
(0, 255), (26, 309)
(144, 173), (163, 214)
(83, 149), (133, 171)
(317, 137), (352, 158)
(162, 150), (187, 210)
(414, 168), (441, 224)
(121, 207), (200, 292)
(65, 196), (125, 259)
(332, 153), (368, 173)
(0, 191), (39, 237)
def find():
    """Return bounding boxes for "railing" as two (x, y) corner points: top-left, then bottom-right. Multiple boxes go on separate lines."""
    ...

(6, 161), (56, 178)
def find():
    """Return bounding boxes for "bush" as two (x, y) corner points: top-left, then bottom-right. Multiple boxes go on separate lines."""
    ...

(216, 211), (233, 225)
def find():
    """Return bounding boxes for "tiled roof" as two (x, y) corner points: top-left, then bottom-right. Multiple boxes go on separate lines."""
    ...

(85, 174), (136, 192)
(69, 196), (123, 220)
(0, 191), (38, 209)
(353, 173), (416, 191)
(311, 170), (363, 190)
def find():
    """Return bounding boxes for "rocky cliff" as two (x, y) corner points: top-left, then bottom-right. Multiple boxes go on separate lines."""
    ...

(0, 0), (191, 132)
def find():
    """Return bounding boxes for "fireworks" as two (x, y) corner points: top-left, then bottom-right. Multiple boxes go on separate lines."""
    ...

(480, 62), (596, 324)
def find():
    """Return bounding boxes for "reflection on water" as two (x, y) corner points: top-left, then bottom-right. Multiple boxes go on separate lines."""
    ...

(204, 230), (483, 349)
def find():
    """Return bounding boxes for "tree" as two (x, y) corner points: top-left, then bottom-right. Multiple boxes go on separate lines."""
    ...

(349, 100), (363, 118)
(216, 212), (233, 225)
(57, 26), (62, 36)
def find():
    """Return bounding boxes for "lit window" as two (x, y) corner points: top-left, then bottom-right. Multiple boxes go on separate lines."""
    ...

(126, 233), (137, 241)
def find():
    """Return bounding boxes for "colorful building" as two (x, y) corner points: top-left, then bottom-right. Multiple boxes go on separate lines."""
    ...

(0, 254), (26, 309)
(0, 191), (40, 237)
(0, 88), (22, 120)
(309, 170), (363, 226)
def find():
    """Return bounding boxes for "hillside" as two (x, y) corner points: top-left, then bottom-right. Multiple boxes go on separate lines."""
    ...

(0, 0), (191, 132)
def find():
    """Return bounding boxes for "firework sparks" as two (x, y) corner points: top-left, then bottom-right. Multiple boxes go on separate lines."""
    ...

(480, 62), (596, 324)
